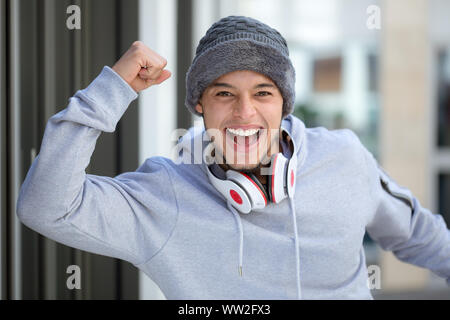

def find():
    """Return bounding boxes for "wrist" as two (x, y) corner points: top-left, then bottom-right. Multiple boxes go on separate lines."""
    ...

(110, 65), (138, 94)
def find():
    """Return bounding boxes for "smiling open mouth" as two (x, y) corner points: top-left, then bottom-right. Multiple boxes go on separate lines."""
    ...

(225, 127), (263, 153)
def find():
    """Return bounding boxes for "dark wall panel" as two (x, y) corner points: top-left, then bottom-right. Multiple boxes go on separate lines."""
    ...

(2, 0), (139, 300)
(177, 0), (193, 130)
(0, 0), (8, 301)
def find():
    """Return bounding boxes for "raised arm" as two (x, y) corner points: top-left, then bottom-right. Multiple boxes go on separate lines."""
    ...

(16, 42), (177, 266)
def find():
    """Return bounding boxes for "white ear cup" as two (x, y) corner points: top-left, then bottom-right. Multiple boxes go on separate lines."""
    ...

(205, 166), (253, 213)
(270, 153), (289, 204)
(226, 170), (267, 210)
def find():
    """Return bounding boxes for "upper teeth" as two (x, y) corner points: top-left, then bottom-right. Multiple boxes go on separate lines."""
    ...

(227, 128), (259, 136)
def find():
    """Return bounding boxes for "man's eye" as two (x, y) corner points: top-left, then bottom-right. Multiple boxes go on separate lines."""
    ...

(216, 91), (233, 97)
(256, 91), (271, 96)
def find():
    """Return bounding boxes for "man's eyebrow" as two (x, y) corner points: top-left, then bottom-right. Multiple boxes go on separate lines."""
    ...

(254, 83), (276, 89)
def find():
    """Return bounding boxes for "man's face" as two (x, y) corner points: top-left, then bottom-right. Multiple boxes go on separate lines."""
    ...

(195, 70), (283, 172)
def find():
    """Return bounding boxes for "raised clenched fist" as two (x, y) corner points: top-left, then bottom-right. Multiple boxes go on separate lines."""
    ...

(112, 41), (171, 93)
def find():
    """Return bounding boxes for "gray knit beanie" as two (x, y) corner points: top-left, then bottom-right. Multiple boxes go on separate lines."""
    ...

(185, 15), (296, 119)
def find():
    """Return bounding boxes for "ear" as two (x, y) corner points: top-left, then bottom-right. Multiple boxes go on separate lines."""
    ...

(195, 102), (204, 114)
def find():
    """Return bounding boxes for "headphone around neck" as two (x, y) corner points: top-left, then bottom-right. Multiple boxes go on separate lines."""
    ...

(203, 129), (298, 214)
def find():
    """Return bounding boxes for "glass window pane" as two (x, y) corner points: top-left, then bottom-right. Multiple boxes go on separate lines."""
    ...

(313, 57), (342, 92)
(437, 49), (450, 147)
(438, 173), (450, 226)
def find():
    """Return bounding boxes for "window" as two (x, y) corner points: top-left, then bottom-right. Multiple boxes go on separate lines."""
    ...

(438, 174), (450, 226)
(437, 48), (450, 147)
(313, 57), (342, 92)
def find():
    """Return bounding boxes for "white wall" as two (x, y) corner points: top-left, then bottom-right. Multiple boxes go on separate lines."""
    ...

(138, 0), (177, 300)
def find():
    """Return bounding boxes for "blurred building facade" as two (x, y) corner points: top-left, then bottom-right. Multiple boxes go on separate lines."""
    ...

(1, 0), (449, 299)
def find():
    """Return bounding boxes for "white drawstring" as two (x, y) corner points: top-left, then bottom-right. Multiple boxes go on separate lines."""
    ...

(289, 196), (302, 299)
(228, 198), (302, 299)
(227, 201), (244, 276)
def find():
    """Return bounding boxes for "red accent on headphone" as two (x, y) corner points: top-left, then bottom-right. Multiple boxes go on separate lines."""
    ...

(271, 154), (278, 203)
(229, 189), (243, 205)
(290, 170), (294, 187)
(240, 173), (268, 206)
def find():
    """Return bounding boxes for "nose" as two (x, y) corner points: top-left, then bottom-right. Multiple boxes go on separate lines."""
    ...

(232, 94), (257, 119)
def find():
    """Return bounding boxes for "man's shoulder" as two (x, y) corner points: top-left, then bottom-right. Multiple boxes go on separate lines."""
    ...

(305, 125), (361, 148)
(286, 114), (360, 147)
(302, 124), (366, 170)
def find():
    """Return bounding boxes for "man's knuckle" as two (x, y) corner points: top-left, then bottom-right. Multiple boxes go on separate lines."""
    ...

(131, 50), (141, 61)
(157, 58), (166, 68)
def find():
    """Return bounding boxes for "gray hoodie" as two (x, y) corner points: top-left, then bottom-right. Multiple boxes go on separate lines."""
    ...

(16, 66), (450, 299)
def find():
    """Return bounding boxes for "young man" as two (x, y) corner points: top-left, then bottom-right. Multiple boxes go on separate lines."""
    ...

(17, 16), (450, 299)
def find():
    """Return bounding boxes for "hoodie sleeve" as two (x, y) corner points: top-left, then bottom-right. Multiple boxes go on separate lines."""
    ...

(16, 66), (178, 266)
(360, 139), (450, 286)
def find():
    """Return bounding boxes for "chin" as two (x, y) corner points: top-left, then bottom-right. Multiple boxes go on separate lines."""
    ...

(213, 138), (272, 171)
(223, 152), (266, 172)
